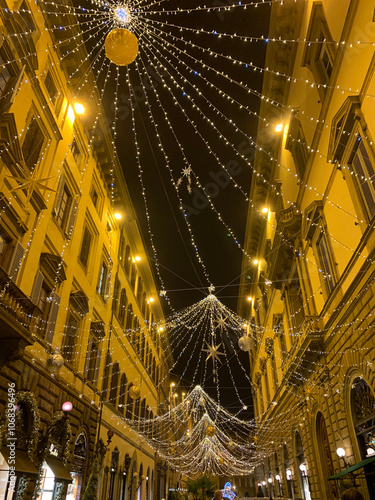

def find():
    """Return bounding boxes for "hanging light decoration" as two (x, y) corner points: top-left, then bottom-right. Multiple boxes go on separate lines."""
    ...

(105, 28), (139, 66)
(129, 385), (141, 399)
(206, 424), (216, 437)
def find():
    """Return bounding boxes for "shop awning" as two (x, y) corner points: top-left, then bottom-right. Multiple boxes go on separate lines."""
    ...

(45, 457), (72, 482)
(0, 447), (39, 476)
(328, 456), (375, 480)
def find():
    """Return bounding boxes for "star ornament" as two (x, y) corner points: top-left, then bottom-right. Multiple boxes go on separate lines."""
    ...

(8, 168), (56, 204)
(216, 315), (227, 332)
(202, 341), (224, 364)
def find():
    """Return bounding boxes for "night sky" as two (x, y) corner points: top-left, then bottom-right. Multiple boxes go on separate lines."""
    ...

(83, 0), (271, 415)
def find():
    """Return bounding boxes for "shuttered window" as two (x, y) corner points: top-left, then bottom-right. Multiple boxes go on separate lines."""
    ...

(21, 118), (44, 170)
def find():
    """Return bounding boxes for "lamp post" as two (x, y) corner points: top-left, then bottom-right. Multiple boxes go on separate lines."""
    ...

(299, 464), (311, 500)
(286, 468), (294, 500)
(336, 448), (356, 487)
(275, 474), (282, 496)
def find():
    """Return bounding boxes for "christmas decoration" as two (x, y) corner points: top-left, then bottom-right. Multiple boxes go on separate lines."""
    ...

(129, 385), (141, 399)
(81, 459), (99, 500)
(105, 29), (138, 66)
(46, 348), (64, 374)
(205, 424), (215, 437)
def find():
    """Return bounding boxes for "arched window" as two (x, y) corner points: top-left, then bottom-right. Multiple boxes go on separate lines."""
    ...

(152, 358), (156, 383)
(118, 289), (127, 325)
(142, 291), (147, 316)
(124, 245), (131, 276)
(126, 304), (133, 331)
(134, 397), (140, 427)
(140, 399), (146, 431)
(112, 277), (120, 315)
(126, 384), (134, 420)
(350, 377), (375, 497)
(109, 362), (120, 406)
(130, 263), (137, 290)
(118, 373), (127, 414)
(137, 277), (143, 304)
(102, 352), (112, 400)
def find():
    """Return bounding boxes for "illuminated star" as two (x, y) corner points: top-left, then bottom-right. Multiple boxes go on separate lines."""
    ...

(8, 168), (56, 204)
(187, 184), (192, 194)
(216, 315), (226, 332)
(182, 166), (192, 178)
(202, 341), (224, 364)
(176, 177), (182, 187)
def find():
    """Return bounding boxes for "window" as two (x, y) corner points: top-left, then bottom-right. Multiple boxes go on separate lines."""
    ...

(56, 184), (73, 231)
(0, 230), (11, 269)
(286, 274), (304, 340)
(302, 3), (336, 98)
(44, 69), (63, 115)
(84, 321), (103, 385)
(109, 362), (120, 406)
(118, 373), (127, 414)
(285, 111), (309, 180)
(79, 226), (93, 268)
(273, 314), (286, 361)
(125, 304), (133, 331)
(118, 288), (127, 325)
(124, 245), (131, 275)
(130, 263), (137, 290)
(71, 137), (81, 163)
(97, 261), (108, 298)
(316, 230), (337, 294)
(62, 311), (80, 365)
(351, 138), (375, 220)
(305, 202), (338, 298)
(21, 117), (45, 170)
(102, 352), (112, 400)
(0, 54), (11, 94)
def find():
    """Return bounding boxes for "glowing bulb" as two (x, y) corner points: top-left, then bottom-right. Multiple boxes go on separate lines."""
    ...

(158, 326), (164, 332)
(62, 401), (73, 412)
(149, 297), (154, 303)
(135, 256), (141, 261)
(367, 448), (375, 456)
(262, 481), (266, 486)
(268, 478), (272, 484)
(247, 296), (253, 302)
(275, 123), (283, 132)
(336, 447), (346, 457)
(275, 475), (280, 481)
(299, 464), (307, 473)
(253, 259), (259, 265)
(262, 207), (269, 214)
(171, 383), (175, 387)
(74, 102), (85, 115)
(114, 212), (122, 220)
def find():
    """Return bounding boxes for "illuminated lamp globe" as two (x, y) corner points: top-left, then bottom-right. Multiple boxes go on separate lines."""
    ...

(105, 28), (138, 66)
(238, 335), (253, 352)
(129, 385), (141, 399)
(206, 425), (216, 437)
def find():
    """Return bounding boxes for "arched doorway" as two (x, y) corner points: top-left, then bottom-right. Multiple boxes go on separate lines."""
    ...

(283, 443), (293, 498)
(67, 432), (88, 500)
(350, 377), (375, 497)
(316, 412), (338, 499)
(295, 431), (311, 500)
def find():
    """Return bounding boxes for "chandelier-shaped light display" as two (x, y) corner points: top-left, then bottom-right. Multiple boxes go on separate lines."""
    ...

(122, 386), (261, 477)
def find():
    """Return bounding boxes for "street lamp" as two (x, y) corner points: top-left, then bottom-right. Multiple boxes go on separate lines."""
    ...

(336, 447), (349, 468)
(268, 477), (273, 499)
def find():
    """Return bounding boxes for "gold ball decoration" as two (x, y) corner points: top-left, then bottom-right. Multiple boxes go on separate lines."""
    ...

(105, 28), (139, 66)
(206, 425), (216, 437)
(46, 348), (64, 374)
(219, 457), (224, 464)
(129, 385), (141, 399)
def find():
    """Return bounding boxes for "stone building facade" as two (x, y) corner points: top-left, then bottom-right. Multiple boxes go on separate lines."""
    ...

(239, 1), (375, 499)
(0, 1), (171, 500)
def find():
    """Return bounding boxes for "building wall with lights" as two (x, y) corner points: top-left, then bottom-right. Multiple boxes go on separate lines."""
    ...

(0, 1), (171, 500)
(239, 1), (375, 500)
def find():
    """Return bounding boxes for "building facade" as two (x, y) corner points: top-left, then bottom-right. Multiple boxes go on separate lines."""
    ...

(0, 1), (171, 500)
(239, 1), (375, 499)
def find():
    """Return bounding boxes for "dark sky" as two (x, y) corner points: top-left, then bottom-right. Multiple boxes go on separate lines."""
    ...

(81, 0), (271, 415)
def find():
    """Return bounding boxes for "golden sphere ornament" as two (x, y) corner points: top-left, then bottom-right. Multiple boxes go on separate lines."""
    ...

(105, 28), (138, 66)
(219, 457), (224, 464)
(129, 385), (141, 399)
(206, 425), (216, 437)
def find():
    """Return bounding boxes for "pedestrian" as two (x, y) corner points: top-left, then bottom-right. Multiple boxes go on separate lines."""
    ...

(256, 485), (264, 498)
(340, 489), (364, 500)
(214, 490), (223, 500)
(244, 493), (249, 498)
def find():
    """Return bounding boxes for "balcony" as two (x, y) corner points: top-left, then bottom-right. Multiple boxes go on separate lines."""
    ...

(0, 268), (39, 365)
(283, 316), (324, 385)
